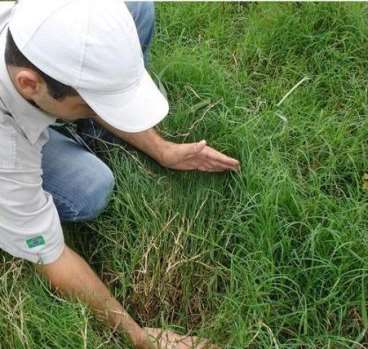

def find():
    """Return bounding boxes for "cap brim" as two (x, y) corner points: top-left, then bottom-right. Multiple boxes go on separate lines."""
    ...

(78, 70), (169, 133)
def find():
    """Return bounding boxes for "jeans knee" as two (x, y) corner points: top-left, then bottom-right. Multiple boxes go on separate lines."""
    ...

(77, 165), (115, 221)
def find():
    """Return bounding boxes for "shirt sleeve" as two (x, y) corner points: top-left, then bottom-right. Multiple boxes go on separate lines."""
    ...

(0, 165), (65, 265)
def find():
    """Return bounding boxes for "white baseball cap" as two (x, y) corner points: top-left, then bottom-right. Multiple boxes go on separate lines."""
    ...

(9, 0), (169, 133)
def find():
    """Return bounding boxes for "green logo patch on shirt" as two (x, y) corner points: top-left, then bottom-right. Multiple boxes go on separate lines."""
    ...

(26, 236), (45, 249)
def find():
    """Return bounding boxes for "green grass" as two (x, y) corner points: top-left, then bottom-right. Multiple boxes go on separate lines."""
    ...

(1, 3), (368, 348)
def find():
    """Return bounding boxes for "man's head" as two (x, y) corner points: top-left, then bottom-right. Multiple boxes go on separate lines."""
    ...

(5, 30), (96, 121)
(7, 0), (168, 131)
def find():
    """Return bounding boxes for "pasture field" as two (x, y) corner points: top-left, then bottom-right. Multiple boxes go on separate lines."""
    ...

(0, 3), (368, 348)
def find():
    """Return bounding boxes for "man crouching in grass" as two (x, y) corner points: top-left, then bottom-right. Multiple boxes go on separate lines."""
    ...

(0, 1), (239, 348)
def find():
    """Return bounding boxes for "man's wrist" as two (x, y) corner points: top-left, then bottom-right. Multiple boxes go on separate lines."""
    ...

(133, 330), (157, 349)
(156, 140), (175, 168)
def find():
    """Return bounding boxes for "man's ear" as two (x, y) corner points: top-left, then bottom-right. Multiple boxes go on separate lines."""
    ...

(13, 69), (43, 99)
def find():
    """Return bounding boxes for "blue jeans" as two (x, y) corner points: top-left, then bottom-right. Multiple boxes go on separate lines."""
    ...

(42, 2), (155, 222)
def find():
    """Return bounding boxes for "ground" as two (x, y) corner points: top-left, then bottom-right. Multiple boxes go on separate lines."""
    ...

(0, 3), (368, 348)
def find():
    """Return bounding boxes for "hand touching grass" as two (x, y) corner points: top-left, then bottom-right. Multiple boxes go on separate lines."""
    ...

(145, 328), (221, 349)
(101, 121), (239, 172)
(159, 140), (240, 172)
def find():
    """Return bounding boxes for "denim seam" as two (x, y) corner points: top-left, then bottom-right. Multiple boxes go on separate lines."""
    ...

(51, 190), (81, 221)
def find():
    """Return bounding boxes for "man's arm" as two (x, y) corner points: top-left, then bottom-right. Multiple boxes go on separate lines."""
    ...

(37, 246), (155, 349)
(38, 246), (218, 349)
(93, 115), (240, 172)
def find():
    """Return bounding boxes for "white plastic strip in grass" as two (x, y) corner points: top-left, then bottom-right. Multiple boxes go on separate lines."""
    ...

(277, 76), (311, 107)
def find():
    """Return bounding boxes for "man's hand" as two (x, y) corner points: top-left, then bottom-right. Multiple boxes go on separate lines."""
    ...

(145, 328), (221, 349)
(159, 140), (240, 172)
(94, 118), (240, 173)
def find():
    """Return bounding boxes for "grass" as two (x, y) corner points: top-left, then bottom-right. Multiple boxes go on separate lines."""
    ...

(1, 2), (368, 348)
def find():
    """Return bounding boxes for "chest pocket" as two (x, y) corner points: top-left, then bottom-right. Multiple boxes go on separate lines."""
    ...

(0, 127), (16, 169)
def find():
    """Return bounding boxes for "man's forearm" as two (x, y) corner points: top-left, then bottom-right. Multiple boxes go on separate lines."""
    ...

(94, 115), (170, 165)
(37, 246), (155, 349)
(116, 128), (169, 164)
(93, 114), (240, 172)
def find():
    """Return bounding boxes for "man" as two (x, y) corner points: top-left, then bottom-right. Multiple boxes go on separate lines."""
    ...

(0, 1), (240, 348)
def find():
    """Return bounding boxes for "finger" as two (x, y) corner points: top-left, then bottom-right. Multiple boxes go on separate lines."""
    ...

(213, 154), (239, 168)
(197, 166), (226, 173)
(217, 162), (240, 171)
(198, 159), (238, 172)
(200, 164), (230, 172)
(207, 158), (238, 170)
(202, 147), (240, 168)
(211, 158), (240, 171)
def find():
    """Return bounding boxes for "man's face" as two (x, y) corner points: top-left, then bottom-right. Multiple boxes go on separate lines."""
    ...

(33, 93), (97, 121)
(7, 65), (98, 121)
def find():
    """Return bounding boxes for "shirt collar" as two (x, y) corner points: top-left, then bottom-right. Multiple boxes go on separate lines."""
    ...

(0, 27), (56, 145)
